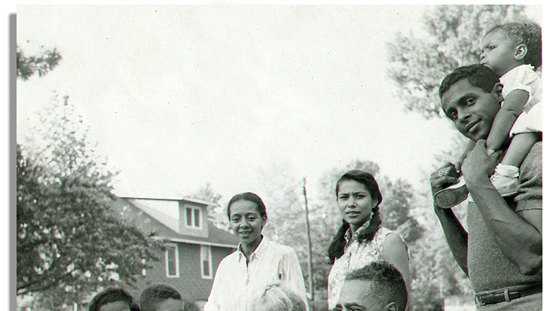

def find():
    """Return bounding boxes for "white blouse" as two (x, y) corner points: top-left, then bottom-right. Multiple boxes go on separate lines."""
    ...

(204, 237), (308, 311)
(327, 226), (394, 309)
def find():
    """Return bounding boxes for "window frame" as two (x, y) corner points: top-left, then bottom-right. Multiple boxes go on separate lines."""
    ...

(200, 245), (213, 279)
(164, 243), (180, 278)
(184, 206), (202, 229)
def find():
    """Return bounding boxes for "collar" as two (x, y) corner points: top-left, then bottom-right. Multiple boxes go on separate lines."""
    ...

(500, 64), (534, 81)
(237, 235), (268, 263)
(344, 214), (373, 246)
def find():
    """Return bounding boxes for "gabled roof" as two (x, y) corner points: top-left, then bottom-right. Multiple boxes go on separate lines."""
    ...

(114, 197), (239, 249)
(118, 195), (213, 207)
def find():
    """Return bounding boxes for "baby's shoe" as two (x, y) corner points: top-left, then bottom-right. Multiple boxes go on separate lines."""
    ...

(491, 164), (519, 197)
(434, 177), (469, 209)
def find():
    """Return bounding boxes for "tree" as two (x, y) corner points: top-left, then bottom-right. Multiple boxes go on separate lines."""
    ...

(387, 5), (530, 119)
(17, 93), (160, 307)
(17, 46), (62, 80)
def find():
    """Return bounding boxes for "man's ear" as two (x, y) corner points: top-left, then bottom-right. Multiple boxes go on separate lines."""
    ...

(491, 83), (504, 103)
(514, 43), (528, 61)
(384, 302), (399, 311)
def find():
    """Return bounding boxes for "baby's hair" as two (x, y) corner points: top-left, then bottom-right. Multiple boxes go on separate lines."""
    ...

(247, 283), (306, 311)
(485, 22), (542, 69)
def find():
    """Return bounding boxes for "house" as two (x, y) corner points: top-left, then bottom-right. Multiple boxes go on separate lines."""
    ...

(112, 196), (239, 306)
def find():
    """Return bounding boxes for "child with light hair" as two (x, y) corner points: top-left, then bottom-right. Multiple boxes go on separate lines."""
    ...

(435, 21), (542, 208)
(247, 283), (307, 311)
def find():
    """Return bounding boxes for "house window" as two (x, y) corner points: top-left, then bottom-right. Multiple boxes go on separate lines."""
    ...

(185, 207), (201, 229)
(165, 244), (179, 277)
(200, 245), (212, 279)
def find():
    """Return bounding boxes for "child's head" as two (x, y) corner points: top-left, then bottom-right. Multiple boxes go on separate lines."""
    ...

(480, 22), (541, 76)
(139, 284), (184, 311)
(88, 288), (134, 311)
(247, 283), (306, 311)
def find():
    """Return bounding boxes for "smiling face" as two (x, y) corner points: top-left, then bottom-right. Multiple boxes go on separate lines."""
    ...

(337, 180), (377, 230)
(441, 78), (501, 141)
(480, 29), (521, 77)
(228, 199), (266, 246)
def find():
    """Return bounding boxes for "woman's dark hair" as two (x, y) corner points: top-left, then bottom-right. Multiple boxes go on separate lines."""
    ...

(226, 192), (268, 220)
(88, 288), (133, 311)
(327, 170), (383, 264)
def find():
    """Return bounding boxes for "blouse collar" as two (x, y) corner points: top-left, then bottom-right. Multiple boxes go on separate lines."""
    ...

(237, 235), (267, 262)
(344, 213), (374, 246)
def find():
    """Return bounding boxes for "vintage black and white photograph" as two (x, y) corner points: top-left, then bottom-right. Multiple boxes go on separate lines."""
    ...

(16, 4), (543, 311)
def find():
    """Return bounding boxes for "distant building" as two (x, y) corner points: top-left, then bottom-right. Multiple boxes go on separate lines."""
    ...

(113, 196), (239, 305)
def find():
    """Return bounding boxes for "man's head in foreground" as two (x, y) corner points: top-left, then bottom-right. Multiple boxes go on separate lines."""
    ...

(334, 261), (407, 311)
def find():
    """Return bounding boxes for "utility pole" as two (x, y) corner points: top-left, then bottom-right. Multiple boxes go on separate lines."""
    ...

(302, 177), (315, 310)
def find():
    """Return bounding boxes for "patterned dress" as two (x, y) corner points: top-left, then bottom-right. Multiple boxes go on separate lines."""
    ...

(327, 224), (395, 309)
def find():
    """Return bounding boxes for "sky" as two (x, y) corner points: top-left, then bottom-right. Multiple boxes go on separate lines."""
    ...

(16, 4), (542, 202)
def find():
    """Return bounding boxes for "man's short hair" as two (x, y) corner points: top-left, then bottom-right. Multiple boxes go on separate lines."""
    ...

(345, 261), (407, 310)
(88, 288), (133, 311)
(140, 284), (182, 311)
(438, 64), (499, 99)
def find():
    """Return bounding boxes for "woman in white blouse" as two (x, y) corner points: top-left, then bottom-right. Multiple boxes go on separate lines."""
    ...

(205, 192), (308, 311)
(327, 170), (411, 310)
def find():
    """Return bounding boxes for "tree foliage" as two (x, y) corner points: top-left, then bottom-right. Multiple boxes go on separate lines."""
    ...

(17, 95), (160, 307)
(17, 46), (62, 80)
(387, 5), (530, 119)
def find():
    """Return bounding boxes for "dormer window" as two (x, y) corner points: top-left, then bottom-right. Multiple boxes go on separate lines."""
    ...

(185, 206), (201, 229)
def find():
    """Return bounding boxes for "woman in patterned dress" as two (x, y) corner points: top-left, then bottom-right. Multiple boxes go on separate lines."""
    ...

(327, 170), (411, 310)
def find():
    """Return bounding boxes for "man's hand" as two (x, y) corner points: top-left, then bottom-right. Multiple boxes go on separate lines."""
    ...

(462, 139), (501, 184)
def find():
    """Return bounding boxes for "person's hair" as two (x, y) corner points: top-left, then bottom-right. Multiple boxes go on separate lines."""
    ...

(438, 64), (499, 99)
(327, 170), (383, 264)
(226, 192), (268, 220)
(88, 288), (134, 311)
(247, 283), (306, 311)
(139, 284), (182, 311)
(345, 261), (407, 310)
(485, 22), (542, 69)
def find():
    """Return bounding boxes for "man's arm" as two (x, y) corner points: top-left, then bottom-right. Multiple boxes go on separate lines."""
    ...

(430, 165), (469, 276)
(462, 140), (542, 275)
